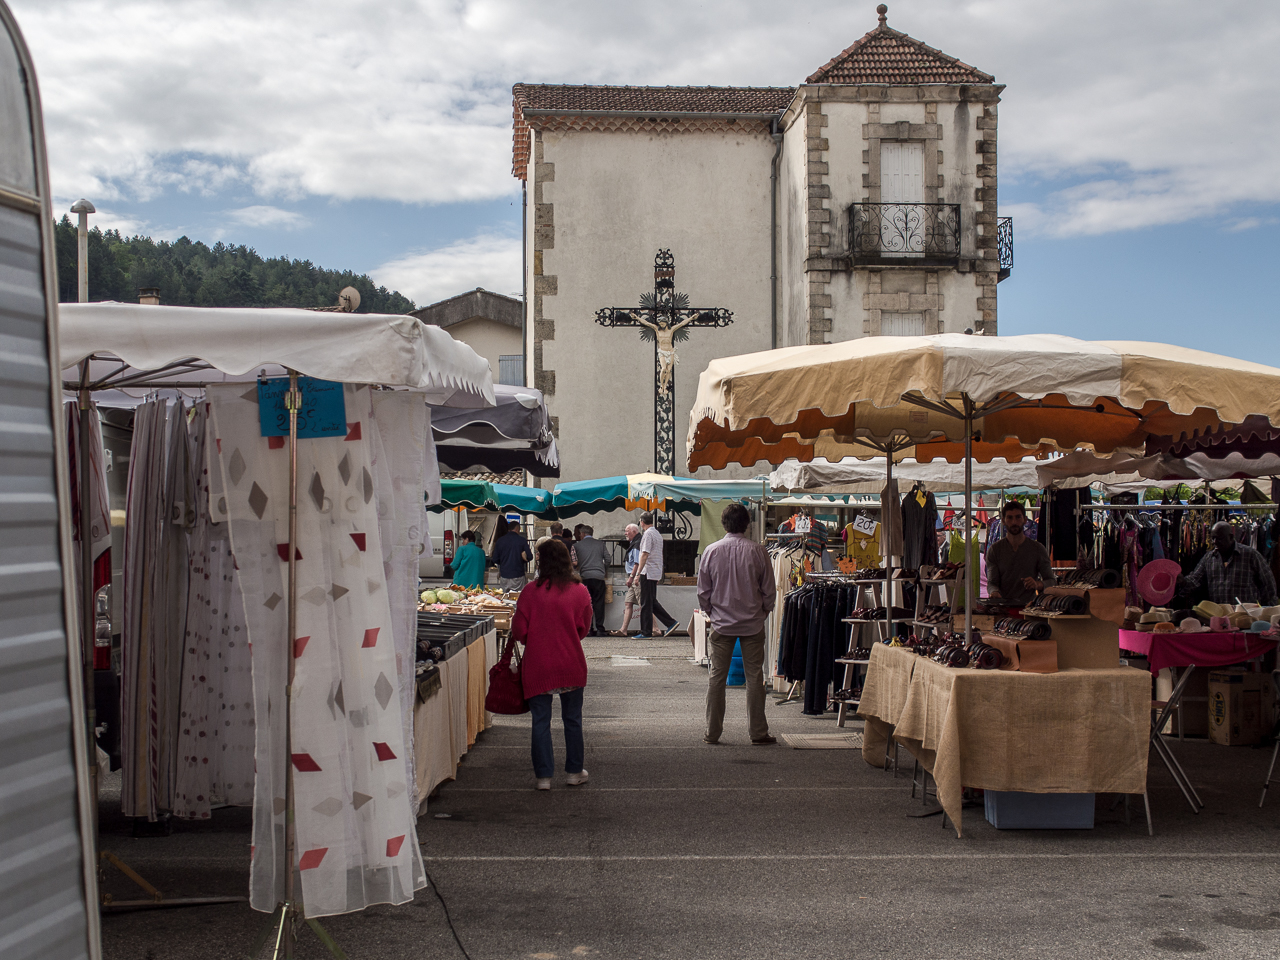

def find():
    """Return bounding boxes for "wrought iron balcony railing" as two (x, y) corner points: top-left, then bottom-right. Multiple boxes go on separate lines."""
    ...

(997, 216), (1013, 281)
(849, 202), (960, 263)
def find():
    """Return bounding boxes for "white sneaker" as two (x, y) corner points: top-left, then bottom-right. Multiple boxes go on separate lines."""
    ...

(566, 769), (590, 786)
(535, 778), (551, 791)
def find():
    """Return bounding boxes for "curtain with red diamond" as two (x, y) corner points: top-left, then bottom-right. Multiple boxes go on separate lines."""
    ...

(208, 383), (426, 918)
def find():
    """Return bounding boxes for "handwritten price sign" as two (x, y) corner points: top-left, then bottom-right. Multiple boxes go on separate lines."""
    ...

(851, 514), (879, 537)
(257, 376), (348, 439)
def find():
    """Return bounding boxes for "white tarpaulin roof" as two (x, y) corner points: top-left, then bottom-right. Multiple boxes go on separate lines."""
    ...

(1038, 450), (1280, 489)
(59, 302), (494, 406)
(770, 457), (1044, 494)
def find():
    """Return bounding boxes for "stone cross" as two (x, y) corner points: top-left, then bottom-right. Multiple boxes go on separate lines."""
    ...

(595, 250), (733, 474)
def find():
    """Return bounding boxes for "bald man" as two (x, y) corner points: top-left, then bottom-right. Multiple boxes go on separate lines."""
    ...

(1180, 521), (1277, 605)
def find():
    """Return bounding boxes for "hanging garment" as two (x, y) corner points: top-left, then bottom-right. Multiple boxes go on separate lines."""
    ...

(65, 400), (112, 605)
(368, 391), (430, 815)
(901, 487), (936, 571)
(845, 519), (883, 570)
(209, 383), (426, 919)
(880, 480), (903, 560)
(172, 403), (255, 819)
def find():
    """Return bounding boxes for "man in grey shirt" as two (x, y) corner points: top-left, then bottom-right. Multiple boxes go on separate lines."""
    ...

(571, 525), (609, 636)
(626, 512), (679, 638)
(698, 503), (777, 746)
(986, 501), (1054, 606)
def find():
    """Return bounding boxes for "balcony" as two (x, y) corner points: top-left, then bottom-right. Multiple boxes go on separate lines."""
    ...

(849, 202), (960, 266)
(997, 216), (1013, 282)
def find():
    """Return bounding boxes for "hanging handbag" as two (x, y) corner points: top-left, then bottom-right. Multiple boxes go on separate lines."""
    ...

(485, 636), (529, 715)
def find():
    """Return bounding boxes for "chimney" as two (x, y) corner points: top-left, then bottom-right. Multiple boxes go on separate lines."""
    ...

(138, 287), (160, 305)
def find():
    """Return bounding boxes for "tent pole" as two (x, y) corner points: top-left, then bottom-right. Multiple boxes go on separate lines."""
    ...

(884, 453), (893, 642)
(964, 399), (973, 643)
(76, 360), (98, 814)
(283, 370), (301, 957)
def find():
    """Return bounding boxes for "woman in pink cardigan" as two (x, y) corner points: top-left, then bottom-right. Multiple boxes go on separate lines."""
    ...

(513, 538), (594, 790)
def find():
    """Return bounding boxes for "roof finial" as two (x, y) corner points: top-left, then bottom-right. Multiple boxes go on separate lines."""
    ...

(877, 4), (888, 26)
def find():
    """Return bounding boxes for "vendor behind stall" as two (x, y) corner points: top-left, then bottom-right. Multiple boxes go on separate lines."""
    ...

(1179, 520), (1278, 605)
(986, 501), (1054, 605)
(451, 530), (486, 588)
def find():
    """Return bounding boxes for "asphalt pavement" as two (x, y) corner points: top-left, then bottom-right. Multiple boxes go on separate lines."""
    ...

(99, 636), (1280, 959)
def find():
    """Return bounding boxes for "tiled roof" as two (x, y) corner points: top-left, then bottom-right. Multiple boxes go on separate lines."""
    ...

(807, 24), (994, 85)
(442, 469), (525, 486)
(513, 84), (796, 116)
(511, 84), (794, 179)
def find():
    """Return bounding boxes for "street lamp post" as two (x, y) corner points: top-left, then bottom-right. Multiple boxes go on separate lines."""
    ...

(70, 198), (94, 302)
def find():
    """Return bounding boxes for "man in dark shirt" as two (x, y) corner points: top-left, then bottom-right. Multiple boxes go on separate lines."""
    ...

(986, 501), (1054, 606)
(491, 520), (531, 592)
(1180, 521), (1278, 604)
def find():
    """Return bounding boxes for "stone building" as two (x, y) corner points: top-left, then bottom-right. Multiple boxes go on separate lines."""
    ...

(412, 287), (524, 386)
(512, 5), (1012, 488)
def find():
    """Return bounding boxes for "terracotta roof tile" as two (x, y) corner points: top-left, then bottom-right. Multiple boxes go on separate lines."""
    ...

(807, 25), (994, 85)
(511, 84), (794, 179)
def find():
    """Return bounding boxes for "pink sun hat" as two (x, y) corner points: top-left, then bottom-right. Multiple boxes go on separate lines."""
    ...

(1137, 559), (1182, 606)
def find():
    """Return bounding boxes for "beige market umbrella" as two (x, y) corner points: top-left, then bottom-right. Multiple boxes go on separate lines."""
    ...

(687, 333), (1280, 635)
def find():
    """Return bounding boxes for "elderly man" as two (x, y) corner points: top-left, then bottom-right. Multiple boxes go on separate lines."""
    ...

(571, 524), (609, 636)
(698, 503), (777, 746)
(1181, 520), (1278, 605)
(626, 512), (679, 639)
(611, 524), (642, 636)
(492, 519), (531, 593)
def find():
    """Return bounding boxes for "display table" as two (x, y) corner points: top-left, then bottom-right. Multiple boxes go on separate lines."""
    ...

(1119, 629), (1277, 674)
(858, 644), (1150, 835)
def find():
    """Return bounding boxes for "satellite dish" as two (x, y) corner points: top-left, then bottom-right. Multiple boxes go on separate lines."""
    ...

(338, 286), (361, 312)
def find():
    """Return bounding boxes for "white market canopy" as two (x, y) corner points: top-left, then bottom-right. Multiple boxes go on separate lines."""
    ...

(769, 456), (1044, 495)
(60, 301), (495, 405)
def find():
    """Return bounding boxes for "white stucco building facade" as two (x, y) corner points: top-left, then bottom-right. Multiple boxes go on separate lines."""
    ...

(513, 8), (1012, 491)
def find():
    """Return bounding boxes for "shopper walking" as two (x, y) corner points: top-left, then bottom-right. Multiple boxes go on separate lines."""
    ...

(492, 519), (532, 593)
(450, 529), (486, 589)
(698, 503), (777, 745)
(610, 523), (642, 636)
(513, 539), (594, 790)
(571, 525), (609, 636)
(626, 512), (679, 638)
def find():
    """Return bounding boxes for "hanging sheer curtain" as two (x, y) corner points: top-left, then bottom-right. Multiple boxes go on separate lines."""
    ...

(368, 391), (429, 815)
(172, 402), (255, 818)
(208, 383), (425, 919)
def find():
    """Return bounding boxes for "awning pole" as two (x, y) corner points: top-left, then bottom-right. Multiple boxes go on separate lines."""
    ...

(283, 370), (301, 956)
(964, 398), (973, 643)
(77, 360), (98, 815)
(885, 454), (893, 641)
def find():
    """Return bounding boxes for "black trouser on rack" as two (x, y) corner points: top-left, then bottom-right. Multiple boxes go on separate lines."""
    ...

(639, 577), (677, 636)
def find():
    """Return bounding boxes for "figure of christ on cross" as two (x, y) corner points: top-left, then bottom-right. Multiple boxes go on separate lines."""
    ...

(595, 250), (734, 474)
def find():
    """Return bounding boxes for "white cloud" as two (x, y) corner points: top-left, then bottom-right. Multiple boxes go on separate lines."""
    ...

(371, 234), (521, 307)
(225, 205), (308, 230)
(11, 0), (1280, 236)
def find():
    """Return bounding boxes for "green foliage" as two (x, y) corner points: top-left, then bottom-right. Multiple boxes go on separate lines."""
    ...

(53, 216), (415, 313)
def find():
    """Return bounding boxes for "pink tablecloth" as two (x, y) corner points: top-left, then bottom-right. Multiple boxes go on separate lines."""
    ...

(1119, 629), (1276, 674)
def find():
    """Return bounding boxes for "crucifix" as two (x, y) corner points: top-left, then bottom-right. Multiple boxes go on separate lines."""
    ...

(595, 250), (733, 474)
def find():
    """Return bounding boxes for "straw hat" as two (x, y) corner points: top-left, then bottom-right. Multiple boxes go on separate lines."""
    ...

(1230, 611), (1254, 630)
(1179, 618), (1207, 633)
(1123, 606), (1144, 622)
(1139, 610), (1172, 624)
(1194, 600), (1228, 620)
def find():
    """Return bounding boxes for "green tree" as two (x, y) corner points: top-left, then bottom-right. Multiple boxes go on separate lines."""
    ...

(52, 217), (416, 313)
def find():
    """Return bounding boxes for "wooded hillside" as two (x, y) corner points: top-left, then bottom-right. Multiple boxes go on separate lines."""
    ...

(53, 216), (415, 313)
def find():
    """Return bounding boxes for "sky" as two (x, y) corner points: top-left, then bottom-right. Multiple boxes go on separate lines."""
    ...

(10, 0), (1280, 360)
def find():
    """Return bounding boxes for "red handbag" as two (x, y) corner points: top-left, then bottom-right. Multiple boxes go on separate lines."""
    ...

(485, 636), (529, 715)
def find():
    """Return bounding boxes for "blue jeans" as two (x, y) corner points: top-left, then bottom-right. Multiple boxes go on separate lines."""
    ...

(527, 688), (585, 778)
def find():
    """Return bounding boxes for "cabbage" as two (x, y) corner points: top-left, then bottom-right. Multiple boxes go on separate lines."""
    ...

(435, 589), (457, 603)
(420, 590), (437, 605)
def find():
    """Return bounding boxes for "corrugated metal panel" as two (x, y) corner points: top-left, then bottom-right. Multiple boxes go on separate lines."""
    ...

(0, 16), (94, 954)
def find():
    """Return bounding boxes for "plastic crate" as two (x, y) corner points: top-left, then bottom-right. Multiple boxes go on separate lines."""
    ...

(984, 790), (1095, 829)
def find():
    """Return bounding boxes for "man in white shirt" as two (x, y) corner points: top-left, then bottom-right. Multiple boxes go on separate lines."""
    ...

(625, 512), (679, 638)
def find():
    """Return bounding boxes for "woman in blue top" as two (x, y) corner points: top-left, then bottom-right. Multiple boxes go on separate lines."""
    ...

(451, 529), (487, 588)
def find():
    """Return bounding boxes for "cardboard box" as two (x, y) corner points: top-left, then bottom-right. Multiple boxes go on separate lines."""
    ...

(1046, 617), (1120, 670)
(955, 614), (996, 633)
(1208, 670), (1264, 745)
(984, 635), (1057, 674)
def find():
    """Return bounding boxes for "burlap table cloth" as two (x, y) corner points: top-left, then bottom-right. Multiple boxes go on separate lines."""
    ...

(859, 644), (1150, 835)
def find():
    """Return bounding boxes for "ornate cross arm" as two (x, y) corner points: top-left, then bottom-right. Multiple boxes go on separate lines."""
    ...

(594, 307), (733, 328)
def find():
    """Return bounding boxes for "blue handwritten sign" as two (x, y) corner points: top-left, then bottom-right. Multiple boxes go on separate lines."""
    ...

(258, 376), (348, 439)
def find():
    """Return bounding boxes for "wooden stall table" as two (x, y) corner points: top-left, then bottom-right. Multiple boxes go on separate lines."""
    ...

(858, 643), (1150, 836)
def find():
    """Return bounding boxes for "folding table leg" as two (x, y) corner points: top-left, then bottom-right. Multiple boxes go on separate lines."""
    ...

(1260, 739), (1280, 808)
(1143, 792), (1153, 836)
(1151, 731), (1201, 812)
